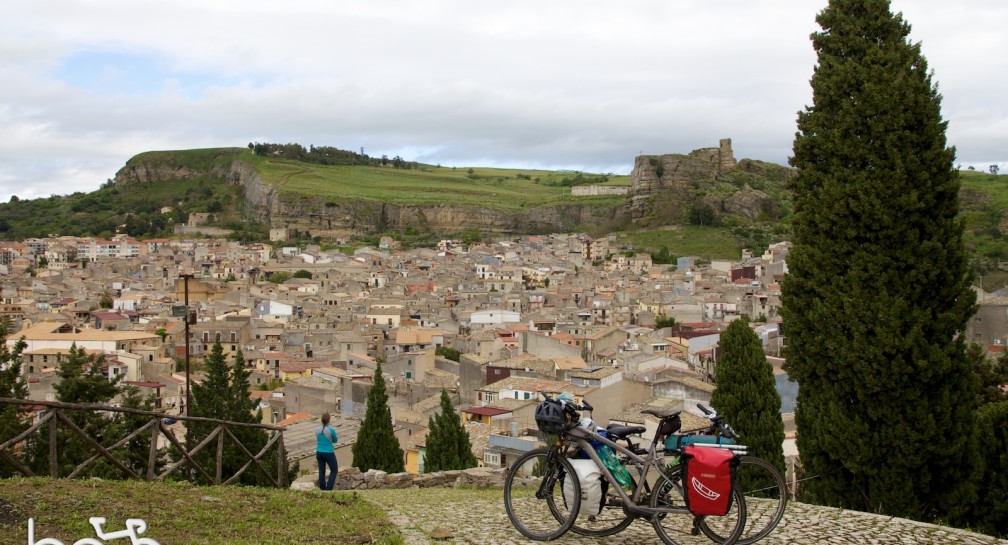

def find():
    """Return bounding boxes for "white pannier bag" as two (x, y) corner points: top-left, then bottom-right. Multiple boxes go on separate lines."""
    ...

(562, 458), (604, 518)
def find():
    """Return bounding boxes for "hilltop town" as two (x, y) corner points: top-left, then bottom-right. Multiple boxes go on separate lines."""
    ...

(0, 231), (801, 476)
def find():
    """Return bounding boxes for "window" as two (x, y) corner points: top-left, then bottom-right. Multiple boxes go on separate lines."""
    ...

(514, 392), (518, 399)
(407, 359), (412, 366)
(524, 392), (531, 400)
(484, 452), (501, 467)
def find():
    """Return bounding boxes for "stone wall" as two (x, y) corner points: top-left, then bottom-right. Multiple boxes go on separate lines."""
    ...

(571, 185), (630, 196)
(291, 466), (508, 491)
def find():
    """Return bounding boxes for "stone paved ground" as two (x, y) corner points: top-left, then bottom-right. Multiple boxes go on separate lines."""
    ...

(355, 488), (1008, 545)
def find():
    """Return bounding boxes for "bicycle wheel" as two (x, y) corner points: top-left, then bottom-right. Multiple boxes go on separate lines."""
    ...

(697, 455), (787, 545)
(504, 447), (581, 541)
(650, 467), (746, 545)
(566, 479), (635, 537)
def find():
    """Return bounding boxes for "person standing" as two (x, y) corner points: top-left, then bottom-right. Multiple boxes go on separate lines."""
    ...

(316, 412), (339, 490)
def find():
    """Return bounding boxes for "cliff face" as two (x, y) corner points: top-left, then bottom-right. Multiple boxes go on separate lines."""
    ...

(625, 138), (737, 221)
(115, 156), (621, 235)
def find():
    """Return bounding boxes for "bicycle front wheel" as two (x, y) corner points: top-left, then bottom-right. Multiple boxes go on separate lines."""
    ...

(650, 467), (746, 545)
(697, 455), (787, 545)
(504, 447), (581, 541)
(567, 480), (635, 537)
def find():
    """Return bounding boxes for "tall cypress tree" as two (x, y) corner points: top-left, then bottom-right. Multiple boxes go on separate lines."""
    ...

(781, 0), (976, 520)
(351, 363), (405, 473)
(710, 318), (785, 475)
(424, 389), (477, 472)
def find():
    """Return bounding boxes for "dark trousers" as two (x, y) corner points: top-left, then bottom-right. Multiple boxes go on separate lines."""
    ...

(316, 451), (338, 490)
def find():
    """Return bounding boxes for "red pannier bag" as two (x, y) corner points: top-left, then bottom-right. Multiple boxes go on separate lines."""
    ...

(682, 445), (737, 516)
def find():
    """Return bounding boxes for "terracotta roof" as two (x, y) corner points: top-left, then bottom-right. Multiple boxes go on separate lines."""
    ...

(276, 412), (314, 427)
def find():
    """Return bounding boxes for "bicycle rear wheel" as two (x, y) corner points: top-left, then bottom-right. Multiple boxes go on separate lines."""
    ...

(650, 467), (746, 545)
(697, 455), (787, 545)
(504, 447), (581, 541)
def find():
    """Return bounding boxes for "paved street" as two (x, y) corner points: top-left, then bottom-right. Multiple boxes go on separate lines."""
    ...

(355, 487), (1008, 545)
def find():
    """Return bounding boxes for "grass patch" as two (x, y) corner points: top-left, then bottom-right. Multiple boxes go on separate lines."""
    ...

(0, 477), (402, 545)
(621, 225), (744, 261)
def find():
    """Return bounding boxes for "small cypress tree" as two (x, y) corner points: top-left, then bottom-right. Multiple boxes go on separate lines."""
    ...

(0, 318), (28, 478)
(30, 344), (122, 477)
(423, 389), (477, 472)
(710, 318), (785, 477)
(189, 342), (278, 485)
(352, 363), (405, 473)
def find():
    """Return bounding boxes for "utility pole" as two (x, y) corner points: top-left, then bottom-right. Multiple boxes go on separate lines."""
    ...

(180, 272), (194, 481)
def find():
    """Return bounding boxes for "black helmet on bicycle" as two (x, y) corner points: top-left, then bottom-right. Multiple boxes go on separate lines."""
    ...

(534, 399), (571, 434)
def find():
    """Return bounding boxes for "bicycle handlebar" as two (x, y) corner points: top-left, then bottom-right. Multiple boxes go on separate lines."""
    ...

(540, 391), (592, 412)
(696, 403), (740, 440)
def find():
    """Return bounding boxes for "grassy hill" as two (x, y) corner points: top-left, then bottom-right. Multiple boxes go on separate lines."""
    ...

(0, 147), (1006, 280)
(0, 476), (402, 545)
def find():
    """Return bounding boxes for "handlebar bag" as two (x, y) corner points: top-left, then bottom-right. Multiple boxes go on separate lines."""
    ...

(681, 445), (737, 516)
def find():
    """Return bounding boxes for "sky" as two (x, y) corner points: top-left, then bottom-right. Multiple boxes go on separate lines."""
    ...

(1, 1), (1006, 202)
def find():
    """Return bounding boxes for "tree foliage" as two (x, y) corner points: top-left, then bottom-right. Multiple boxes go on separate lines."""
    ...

(189, 342), (278, 486)
(29, 344), (123, 477)
(780, 0), (977, 521)
(423, 389), (477, 473)
(710, 318), (785, 478)
(655, 315), (677, 330)
(435, 346), (461, 362)
(963, 401), (1008, 537)
(0, 318), (28, 478)
(351, 363), (405, 473)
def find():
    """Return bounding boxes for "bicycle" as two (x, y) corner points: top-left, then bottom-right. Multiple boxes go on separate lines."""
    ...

(503, 393), (747, 545)
(666, 403), (788, 545)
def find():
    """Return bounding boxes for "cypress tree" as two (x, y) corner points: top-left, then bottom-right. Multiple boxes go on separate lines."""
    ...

(30, 344), (122, 477)
(351, 363), (405, 473)
(967, 401), (1008, 537)
(781, 0), (976, 520)
(0, 318), (28, 478)
(710, 318), (785, 476)
(189, 342), (277, 485)
(424, 389), (477, 472)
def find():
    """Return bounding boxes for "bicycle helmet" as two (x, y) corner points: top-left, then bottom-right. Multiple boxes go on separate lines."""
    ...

(534, 399), (569, 434)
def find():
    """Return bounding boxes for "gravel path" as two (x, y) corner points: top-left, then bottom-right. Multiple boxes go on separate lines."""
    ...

(355, 487), (1008, 545)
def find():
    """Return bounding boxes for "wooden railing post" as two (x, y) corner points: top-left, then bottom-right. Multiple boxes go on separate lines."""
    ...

(277, 432), (288, 489)
(147, 416), (160, 481)
(215, 425), (225, 485)
(48, 410), (58, 478)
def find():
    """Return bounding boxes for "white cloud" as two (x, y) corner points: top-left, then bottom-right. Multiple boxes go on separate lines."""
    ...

(0, 0), (1006, 202)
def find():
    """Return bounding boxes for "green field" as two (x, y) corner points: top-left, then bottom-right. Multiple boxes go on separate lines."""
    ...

(247, 153), (629, 211)
(620, 225), (746, 261)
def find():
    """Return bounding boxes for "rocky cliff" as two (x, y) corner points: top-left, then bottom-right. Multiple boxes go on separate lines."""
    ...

(625, 139), (737, 220)
(114, 153), (622, 235)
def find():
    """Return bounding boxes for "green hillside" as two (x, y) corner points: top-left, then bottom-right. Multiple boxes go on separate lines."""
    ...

(0, 146), (1005, 277)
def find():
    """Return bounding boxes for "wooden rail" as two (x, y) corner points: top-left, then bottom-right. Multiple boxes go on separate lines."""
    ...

(0, 397), (288, 488)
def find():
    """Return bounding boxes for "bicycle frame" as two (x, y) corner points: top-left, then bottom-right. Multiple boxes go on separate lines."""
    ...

(560, 424), (683, 519)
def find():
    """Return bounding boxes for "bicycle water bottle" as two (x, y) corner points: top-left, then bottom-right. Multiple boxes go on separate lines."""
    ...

(596, 443), (632, 487)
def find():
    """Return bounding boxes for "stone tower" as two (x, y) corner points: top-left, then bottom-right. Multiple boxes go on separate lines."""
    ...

(719, 138), (737, 172)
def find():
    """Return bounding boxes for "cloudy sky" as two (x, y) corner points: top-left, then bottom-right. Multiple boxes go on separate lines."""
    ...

(1, 1), (1005, 202)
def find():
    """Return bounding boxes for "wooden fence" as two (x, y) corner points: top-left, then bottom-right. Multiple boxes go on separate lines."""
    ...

(0, 397), (288, 488)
